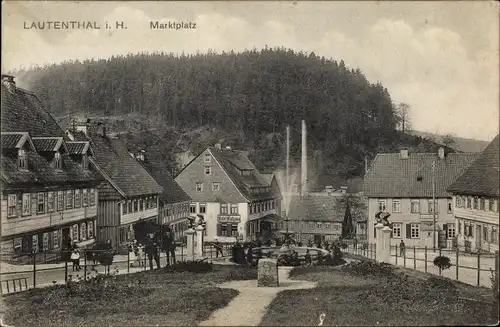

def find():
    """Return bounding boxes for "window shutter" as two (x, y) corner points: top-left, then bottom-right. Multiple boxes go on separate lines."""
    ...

(444, 224), (449, 239)
(31, 193), (37, 215)
(217, 223), (221, 236)
(373, 226), (376, 239)
(390, 229), (393, 238)
(406, 224), (411, 239)
(45, 192), (48, 210)
(16, 193), (22, 217)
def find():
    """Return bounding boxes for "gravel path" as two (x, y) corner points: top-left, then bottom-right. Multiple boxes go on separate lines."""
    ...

(198, 267), (317, 326)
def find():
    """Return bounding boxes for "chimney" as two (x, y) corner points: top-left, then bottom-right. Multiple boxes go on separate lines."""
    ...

(438, 147), (445, 159)
(1, 74), (16, 93)
(215, 143), (221, 150)
(301, 119), (308, 195)
(400, 149), (409, 159)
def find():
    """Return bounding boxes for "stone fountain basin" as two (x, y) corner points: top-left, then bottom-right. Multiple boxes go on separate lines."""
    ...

(253, 246), (330, 260)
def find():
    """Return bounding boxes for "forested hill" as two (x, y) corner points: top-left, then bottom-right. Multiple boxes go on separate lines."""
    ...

(10, 48), (449, 186)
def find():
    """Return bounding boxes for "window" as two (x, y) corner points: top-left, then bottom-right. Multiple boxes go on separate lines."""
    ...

(325, 223), (331, 229)
(43, 233), (49, 251)
(219, 224), (228, 236)
(456, 196), (462, 208)
(139, 198), (144, 211)
(252, 203), (257, 214)
(480, 198), (485, 211)
(483, 226), (489, 242)
(13, 238), (22, 253)
(18, 149), (28, 170)
(72, 224), (79, 242)
(272, 200), (276, 209)
(128, 200), (133, 213)
(89, 189), (96, 206)
(221, 203), (228, 214)
(57, 191), (64, 211)
(204, 166), (211, 175)
(428, 199), (438, 213)
(47, 192), (55, 212)
(491, 227), (498, 244)
(392, 223), (402, 238)
(489, 199), (495, 211)
(196, 183), (203, 192)
(410, 223), (420, 239)
(473, 197), (479, 210)
(447, 224), (456, 239)
(8, 194), (17, 217)
(378, 199), (386, 211)
(52, 230), (60, 249)
(22, 193), (31, 216)
(80, 223), (86, 241)
(37, 192), (45, 214)
(66, 190), (73, 209)
(410, 200), (420, 213)
(447, 199), (453, 213)
(332, 224), (340, 232)
(82, 153), (88, 170)
(32, 234), (39, 253)
(88, 221), (94, 239)
(231, 224), (238, 237)
(289, 221), (295, 229)
(134, 199), (138, 212)
(82, 189), (88, 207)
(230, 204), (238, 214)
(309, 222), (314, 229)
(317, 222), (322, 229)
(392, 199), (401, 213)
(204, 153), (211, 163)
(458, 220), (462, 234)
(74, 189), (81, 208)
(190, 204), (196, 213)
(466, 197), (472, 209)
(200, 203), (206, 214)
(54, 152), (61, 170)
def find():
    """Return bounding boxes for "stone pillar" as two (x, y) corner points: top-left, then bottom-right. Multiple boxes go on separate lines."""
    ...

(185, 228), (195, 261)
(375, 223), (384, 262)
(195, 225), (205, 259)
(380, 226), (392, 263)
(258, 258), (279, 287)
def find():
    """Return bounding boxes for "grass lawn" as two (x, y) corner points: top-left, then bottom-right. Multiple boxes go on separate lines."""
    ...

(4, 264), (257, 326)
(260, 263), (497, 326)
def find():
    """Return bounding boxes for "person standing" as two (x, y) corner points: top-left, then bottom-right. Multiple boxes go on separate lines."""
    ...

(400, 240), (406, 257)
(145, 236), (157, 270)
(246, 245), (254, 266)
(214, 239), (223, 258)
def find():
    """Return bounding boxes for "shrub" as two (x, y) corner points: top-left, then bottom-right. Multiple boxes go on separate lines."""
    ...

(230, 244), (246, 264)
(340, 242), (348, 249)
(433, 256), (452, 271)
(342, 260), (396, 280)
(451, 236), (458, 250)
(163, 260), (213, 273)
(464, 240), (471, 253)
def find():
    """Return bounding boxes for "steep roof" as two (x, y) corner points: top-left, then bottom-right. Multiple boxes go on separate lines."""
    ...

(363, 152), (480, 198)
(208, 147), (279, 201)
(89, 134), (163, 198)
(287, 194), (344, 222)
(0, 84), (102, 187)
(140, 160), (191, 204)
(447, 135), (500, 197)
(1, 85), (64, 137)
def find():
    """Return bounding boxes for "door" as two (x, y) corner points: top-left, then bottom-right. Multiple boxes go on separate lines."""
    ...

(314, 234), (322, 245)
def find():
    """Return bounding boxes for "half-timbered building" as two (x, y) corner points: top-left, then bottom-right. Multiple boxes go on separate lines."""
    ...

(1, 75), (103, 263)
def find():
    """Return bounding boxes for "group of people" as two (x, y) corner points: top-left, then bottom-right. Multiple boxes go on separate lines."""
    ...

(128, 226), (178, 270)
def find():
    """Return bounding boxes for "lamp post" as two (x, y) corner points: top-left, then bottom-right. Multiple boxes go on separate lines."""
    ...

(432, 161), (436, 252)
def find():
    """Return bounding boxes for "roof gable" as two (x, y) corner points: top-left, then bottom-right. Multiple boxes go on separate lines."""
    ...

(1, 132), (36, 151)
(32, 137), (66, 153)
(140, 161), (191, 204)
(363, 151), (480, 198)
(447, 135), (499, 196)
(287, 194), (344, 222)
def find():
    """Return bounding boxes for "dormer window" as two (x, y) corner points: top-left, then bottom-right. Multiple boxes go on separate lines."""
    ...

(54, 152), (62, 170)
(18, 149), (28, 170)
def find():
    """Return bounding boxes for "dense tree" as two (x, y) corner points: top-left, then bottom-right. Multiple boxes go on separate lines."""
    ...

(11, 48), (449, 183)
(395, 102), (412, 133)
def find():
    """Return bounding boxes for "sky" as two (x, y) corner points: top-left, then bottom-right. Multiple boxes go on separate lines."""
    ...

(2, 1), (499, 141)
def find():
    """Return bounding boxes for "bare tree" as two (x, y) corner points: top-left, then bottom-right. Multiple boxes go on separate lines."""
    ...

(441, 133), (458, 150)
(395, 103), (412, 133)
